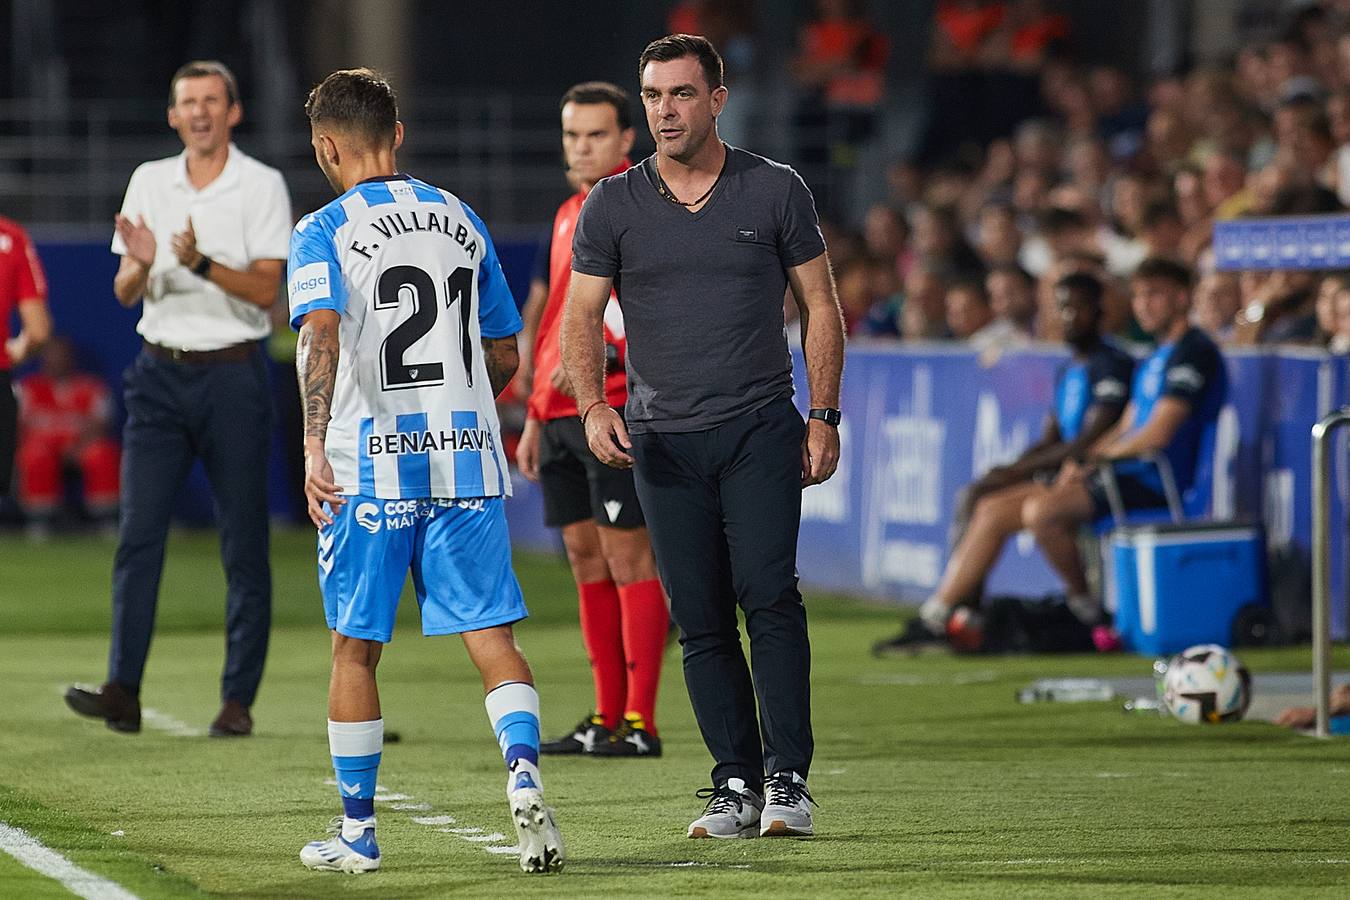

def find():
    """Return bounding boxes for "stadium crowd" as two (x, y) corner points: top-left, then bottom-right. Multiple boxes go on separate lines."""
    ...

(809, 0), (1350, 358)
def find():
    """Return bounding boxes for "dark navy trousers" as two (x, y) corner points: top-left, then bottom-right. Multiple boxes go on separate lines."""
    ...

(109, 346), (272, 705)
(630, 397), (813, 789)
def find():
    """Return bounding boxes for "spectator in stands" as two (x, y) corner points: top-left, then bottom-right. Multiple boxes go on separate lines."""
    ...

(873, 272), (1134, 654)
(899, 263), (951, 341)
(1137, 199), (1187, 263)
(1329, 275), (1350, 353)
(1233, 269), (1320, 345)
(976, 203), (1024, 269)
(1021, 206), (1094, 277)
(15, 336), (119, 538)
(861, 203), (911, 285)
(913, 203), (986, 280)
(985, 263), (1038, 343)
(1192, 271), (1242, 344)
(1018, 257), (1227, 636)
(945, 279), (994, 343)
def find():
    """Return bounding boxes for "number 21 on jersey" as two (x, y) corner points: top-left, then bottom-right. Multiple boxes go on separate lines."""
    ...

(375, 264), (474, 392)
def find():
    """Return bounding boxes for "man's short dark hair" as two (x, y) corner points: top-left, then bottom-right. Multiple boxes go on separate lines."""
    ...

(1041, 206), (1089, 236)
(638, 34), (724, 91)
(169, 60), (239, 108)
(305, 68), (398, 145)
(1055, 271), (1105, 309)
(950, 278), (990, 307)
(1133, 256), (1193, 289)
(1141, 198), (1181, 230)
(560, 81), (632, 131)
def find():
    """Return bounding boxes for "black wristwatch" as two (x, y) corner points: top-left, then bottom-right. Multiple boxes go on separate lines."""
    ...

(808, 407), (841, 427)
(192, 254), (213, 277)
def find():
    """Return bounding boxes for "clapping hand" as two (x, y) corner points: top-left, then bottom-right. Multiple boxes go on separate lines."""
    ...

(170, 217), (204, 271)
(114, 214), (156, 269)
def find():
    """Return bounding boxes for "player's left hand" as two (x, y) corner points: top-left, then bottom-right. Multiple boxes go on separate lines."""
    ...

(304, 440), (346, 528)
(801, 418), (839, 486)
(170, 217), (203, 271)
(549, 364), (574, 398)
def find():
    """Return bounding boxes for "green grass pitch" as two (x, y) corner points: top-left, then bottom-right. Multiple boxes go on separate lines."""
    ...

(2, 528), (1349, 898)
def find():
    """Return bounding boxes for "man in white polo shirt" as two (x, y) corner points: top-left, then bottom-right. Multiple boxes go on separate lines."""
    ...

(64, 60), (292, 738)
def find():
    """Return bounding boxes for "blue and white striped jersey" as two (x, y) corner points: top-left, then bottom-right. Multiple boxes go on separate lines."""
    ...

(287, 174), (522, 500)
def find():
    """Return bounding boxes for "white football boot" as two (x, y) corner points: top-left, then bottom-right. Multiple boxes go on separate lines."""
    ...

(508, 777), (565, 873)
(760, 771), (815, 837)
(300, 816), (380, 873)
(687, 777), (764, 839)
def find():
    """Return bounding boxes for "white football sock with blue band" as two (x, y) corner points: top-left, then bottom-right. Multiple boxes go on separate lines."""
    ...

(485, 682), (542, 792)
(329, 718), (383, 831)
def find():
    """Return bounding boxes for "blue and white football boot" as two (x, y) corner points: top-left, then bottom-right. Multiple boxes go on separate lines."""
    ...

(300, 816), (381, 873)
(508, 772), (565, 874)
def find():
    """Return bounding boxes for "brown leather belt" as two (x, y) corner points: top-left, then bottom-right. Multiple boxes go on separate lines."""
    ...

(144, 340), (258, 364)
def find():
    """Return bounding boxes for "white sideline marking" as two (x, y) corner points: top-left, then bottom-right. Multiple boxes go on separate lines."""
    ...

(140, 709), (203, 738)
(0, 822), (140, 900)
(860, 671), (998, 687)
(319, 780), (522, 857)
(663, 861), (752, 869)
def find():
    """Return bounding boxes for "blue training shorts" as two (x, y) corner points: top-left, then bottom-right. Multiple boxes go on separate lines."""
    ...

(317, 495), (527, 643)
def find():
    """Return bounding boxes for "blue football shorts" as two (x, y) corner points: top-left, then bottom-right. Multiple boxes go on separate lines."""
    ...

(316, 495), (527, 643)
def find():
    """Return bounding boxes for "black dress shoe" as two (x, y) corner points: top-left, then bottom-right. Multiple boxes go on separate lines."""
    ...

(64, 682), (141, 733)
(209, 700), (252, 737)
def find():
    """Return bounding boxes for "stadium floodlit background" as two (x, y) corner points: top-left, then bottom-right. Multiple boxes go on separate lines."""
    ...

(4, 1), (1350, 897)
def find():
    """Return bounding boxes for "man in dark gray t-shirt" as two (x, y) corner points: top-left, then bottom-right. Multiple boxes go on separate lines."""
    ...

(561, 34), (845, 842)
(571, 145), (826, 433)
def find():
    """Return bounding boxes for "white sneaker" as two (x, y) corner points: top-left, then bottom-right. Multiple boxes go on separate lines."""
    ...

(761, 771), (815, 837)
(509, 786), (565, 873)
(687, 777), (764, 839)
(300, 816), (380, 873)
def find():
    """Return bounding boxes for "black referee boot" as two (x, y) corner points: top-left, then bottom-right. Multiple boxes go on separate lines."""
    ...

(540, 713), (611, 754)
(590, 714), (662, 757)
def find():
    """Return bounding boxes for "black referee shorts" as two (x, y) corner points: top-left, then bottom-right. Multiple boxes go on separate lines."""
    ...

(538, 415), (645, 529)
(0, 370), (15, 497)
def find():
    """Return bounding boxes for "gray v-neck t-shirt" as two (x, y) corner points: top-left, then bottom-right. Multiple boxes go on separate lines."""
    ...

(571, 145), (826, 434)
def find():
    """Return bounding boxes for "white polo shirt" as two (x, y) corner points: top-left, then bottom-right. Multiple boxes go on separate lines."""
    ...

(111, 143), (292, 351)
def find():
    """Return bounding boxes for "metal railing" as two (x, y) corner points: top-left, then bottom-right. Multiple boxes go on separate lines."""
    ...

(1311, 409), (1350, 738)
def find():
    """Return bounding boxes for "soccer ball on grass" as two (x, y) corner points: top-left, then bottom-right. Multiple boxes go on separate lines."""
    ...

(1160, 644), (1252, 724)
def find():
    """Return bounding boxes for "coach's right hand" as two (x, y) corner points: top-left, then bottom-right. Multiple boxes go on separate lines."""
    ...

(516, 418), (542, 482)
(583, 406), (634, 470)
(303, 436), (346, 528)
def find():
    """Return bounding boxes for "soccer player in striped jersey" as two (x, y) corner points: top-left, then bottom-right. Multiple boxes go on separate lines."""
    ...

(290, 68), (562, 875)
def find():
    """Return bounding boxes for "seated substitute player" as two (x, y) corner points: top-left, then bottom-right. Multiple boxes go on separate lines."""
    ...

(289, 68), (563, 875)
(874, 272), (1136, 653)
(516, 81), (668, 758)
(1019, 256), (1226, 633)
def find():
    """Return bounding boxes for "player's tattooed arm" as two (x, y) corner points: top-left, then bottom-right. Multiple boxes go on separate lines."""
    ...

(297, 309), (345, 527)
(482, 334), (519, 399)
(297, 310), (341, 439)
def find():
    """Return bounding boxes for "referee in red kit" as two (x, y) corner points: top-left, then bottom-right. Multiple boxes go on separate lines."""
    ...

(561, 35), (845, 840)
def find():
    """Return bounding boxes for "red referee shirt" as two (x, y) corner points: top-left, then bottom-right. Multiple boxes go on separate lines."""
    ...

(0, 217), (49, 372)
(527, 161), (630, 422)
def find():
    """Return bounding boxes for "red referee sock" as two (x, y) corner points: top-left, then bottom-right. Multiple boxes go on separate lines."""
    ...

(577, 579), (626, 731)
(617, 578), (668, 732)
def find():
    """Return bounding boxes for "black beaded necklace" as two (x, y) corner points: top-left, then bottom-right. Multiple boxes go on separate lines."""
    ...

(654, 152), (727, 208)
